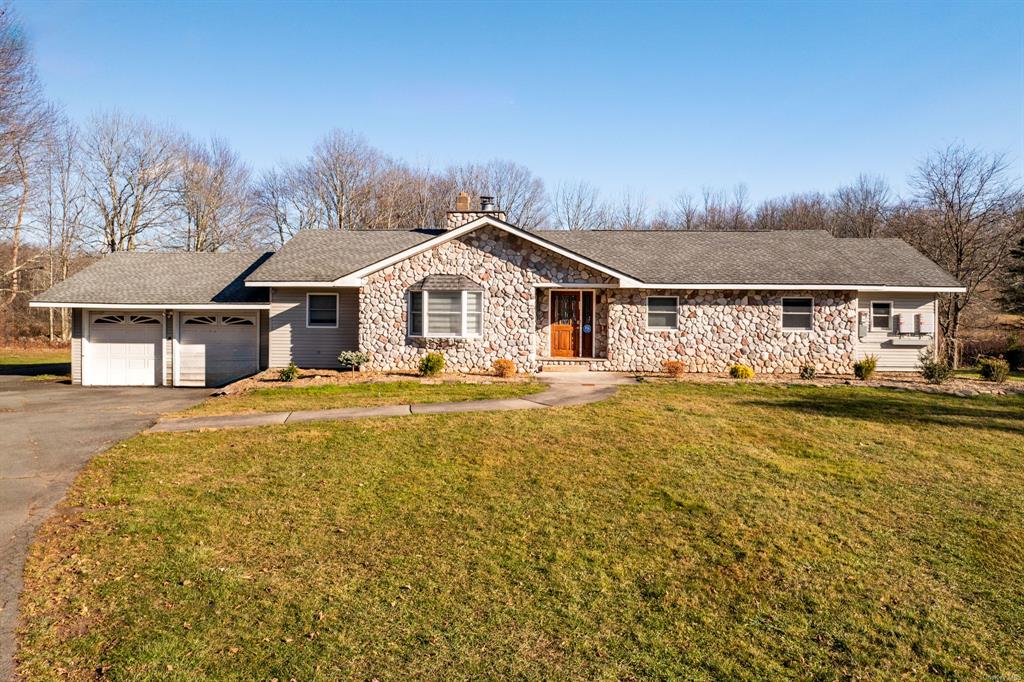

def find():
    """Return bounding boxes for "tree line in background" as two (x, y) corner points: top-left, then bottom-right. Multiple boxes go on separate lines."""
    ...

(1, 6), (1022, 364)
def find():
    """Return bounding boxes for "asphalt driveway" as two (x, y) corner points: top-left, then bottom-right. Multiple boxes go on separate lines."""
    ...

(0, 375), (207, 680)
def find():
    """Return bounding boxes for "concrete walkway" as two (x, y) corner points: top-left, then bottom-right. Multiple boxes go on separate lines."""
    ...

(150, 373), (636, 433)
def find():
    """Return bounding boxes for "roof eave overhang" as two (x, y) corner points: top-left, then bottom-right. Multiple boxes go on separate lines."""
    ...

(330, 217), (643, 287)
(615, 283), (966, 293)
(28, 301), (272, 310)
(244, 278), (363, 288)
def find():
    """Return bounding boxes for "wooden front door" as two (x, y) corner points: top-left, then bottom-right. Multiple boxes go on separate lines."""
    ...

(550, 291), (579, 357)
(550, 291), (595, 358)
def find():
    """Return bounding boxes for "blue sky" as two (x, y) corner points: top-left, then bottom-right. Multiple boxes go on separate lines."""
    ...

(18, 0), (1024, 207)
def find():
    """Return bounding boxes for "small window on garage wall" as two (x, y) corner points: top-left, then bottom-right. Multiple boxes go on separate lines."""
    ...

(222, 315), (255, 326)
(307, 293), (338, 328)
(184, 315), (217, 325)
(94, 315), (126, 324)
(782, 298), (814, 330)
(871, 302), (893, 332)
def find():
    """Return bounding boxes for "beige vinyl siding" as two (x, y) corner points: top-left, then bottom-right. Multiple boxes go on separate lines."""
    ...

(268, 288), (358, 368)
(71, 308), (82, 384)
(857, 293), (937, 371)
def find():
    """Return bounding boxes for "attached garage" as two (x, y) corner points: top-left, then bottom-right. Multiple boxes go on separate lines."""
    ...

(28, 251), (273, 388)
(85, 313), (164, 386)
(176, 313), (260, 387)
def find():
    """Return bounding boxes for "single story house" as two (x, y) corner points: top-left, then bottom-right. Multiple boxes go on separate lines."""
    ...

(31, 194), (964, 387)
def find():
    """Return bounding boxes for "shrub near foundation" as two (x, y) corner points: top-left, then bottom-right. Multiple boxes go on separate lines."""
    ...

(853, 356), (877, 381)
(278, 362), (300, 382)
(492, 359), (516, 378)
(662, 359), (687, 378)
(729, 364), (754, 380)
(419, 352), (445, 377)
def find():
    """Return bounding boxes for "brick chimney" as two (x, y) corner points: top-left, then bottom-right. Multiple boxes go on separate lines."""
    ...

(445, 192), (508, 229)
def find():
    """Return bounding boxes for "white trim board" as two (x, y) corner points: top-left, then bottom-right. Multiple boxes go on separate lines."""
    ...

(617, 284), (965, 293)
(245, 279), (363, 288)
(29, 302), (271, 310)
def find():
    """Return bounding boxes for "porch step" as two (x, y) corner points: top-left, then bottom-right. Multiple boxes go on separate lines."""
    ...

(541, 364), (592, 373)
(540, 358), (610, 373)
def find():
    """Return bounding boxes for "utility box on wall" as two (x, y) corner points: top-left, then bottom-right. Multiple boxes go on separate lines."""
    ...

(916, 312), (935, 335)
(858, 311), (868, 339)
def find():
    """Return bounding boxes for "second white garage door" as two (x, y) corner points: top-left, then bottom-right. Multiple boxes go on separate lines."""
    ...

(178, 314), (259, 387)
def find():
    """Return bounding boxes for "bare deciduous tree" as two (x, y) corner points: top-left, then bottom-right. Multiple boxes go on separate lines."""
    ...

(306, 129), (382, 230)
(173, 136), (259, 251)
(447, 160), (547, 229)
(80, 111), (179, 252)
(900, 144), (1024, 364)
(753, 192), (832, 232)
(550, 180), (605, 230)
(609, 188), (648, 230)
(36, 117), (84, 339)
(832, 174), (891, 237)
(0, 5), (52, 303)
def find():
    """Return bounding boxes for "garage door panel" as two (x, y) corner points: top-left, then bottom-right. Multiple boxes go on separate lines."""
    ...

(88, 313), (162, 386)
(179, 314), (258, 387)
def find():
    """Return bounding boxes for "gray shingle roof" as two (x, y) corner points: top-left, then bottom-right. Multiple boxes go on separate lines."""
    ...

(34, 251), (273, 305)
(34, 225), (963, 309)
(246, 226), (961, 288)
(534, 230), (963, 287)
(246, 229), (440, 283)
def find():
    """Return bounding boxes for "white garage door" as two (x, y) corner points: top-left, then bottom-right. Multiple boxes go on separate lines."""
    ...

(178, 314), (258, 387)
(87, 313), (163, 386)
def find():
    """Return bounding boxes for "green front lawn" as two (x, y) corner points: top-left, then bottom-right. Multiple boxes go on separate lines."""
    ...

(19, 383), (1024, 679)
(954, 368), (1024, 382)
(181, 379), (545, 416)
(0, 347), (69, 366)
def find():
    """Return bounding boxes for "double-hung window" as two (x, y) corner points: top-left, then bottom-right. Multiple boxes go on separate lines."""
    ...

(647, 296), (678, 330)
(781, 297), (814, 331)
(871, 302), (893, 332)
(409, 290), (483, 338)
(307, 293), (338, 328)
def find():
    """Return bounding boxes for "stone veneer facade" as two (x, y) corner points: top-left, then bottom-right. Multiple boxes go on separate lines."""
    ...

(358, 227), (858, 374)
(359, 226), (612, 372)
(603, 289), (857, 374)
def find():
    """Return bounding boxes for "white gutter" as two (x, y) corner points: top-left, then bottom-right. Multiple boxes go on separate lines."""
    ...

(244, 279), (363, 288)
(615, 283), (966, 293)
(245, 282), (965, 293)
(29, 302), (272, 310)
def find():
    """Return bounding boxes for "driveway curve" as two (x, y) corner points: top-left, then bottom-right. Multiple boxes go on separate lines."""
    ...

(0, 376), (207, 680)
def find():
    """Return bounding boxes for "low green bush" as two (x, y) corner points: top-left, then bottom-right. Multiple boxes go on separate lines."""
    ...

(799, 365), (816, 380)
(419, 352), (445, 377)
(337, 351), (369, 372)
(853, 355), (877, 381)
(918, 351), (953, 385)
(729, 364), (754, 380)
(278, 362), (300, 382)
(978, 356), (1009, 383)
